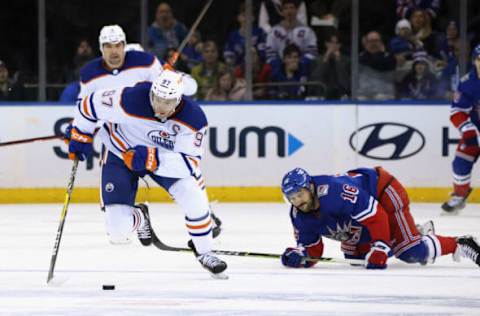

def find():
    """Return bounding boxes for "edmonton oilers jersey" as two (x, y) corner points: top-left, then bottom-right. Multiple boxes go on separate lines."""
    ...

(73, 82), (207, 179)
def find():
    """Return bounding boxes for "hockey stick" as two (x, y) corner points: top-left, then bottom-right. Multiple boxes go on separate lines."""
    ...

(46, 157), (79, 283)
(166, 0), (214, 67)
(0, 134), (62, 147)
(151, 233), (362, 265)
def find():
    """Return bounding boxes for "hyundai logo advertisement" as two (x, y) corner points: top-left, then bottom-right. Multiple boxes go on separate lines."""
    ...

(349, 122), (426, 160)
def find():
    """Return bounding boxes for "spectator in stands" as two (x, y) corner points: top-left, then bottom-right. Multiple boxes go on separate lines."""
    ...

(0, 60), (25, 101)
(438, 21), (460, 61)
(396, 0), (441, 20)
(399, 53), (439, 99)
(205, 69), (246, 101)
(267, 44), (309, 100)
(63, 39), (94, 84)
(258, 0), (308, 33)
(234, 47), (270, 99)
(358, 31), (399, 100)
(390, 19), (424, 83)
(191, 41), (227, 100)
(60, 39), (94, 102)
(438, 40), (470, 100)
(182, 30), (203, 71)
(148, 2), (188, 60)
(308, 32), (350, 100)
(224, 3), (266, 68)
(389, 19), (423, 56)
(265, 0), (317, 63)
(409, 8), (439, 57)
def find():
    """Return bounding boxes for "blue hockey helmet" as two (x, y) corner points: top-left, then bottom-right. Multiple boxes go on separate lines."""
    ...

(472, 44), (480, 60)
(281, 168), (312, 197)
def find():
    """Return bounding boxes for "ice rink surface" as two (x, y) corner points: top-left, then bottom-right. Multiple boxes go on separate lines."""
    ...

(1, 202), (479, 316)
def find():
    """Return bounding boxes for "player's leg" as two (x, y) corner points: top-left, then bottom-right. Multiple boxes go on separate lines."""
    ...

(441, 140), (479, 214)
(192, 173), (222, 238)
(101, 151), (152, 245)
(376, 167), (424, 258)
(161, 175), (227, 275)
(375, 168), (465, 264)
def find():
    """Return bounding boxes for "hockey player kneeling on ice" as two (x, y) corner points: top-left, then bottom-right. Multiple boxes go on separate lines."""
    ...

(67, 70), (227, 276)
(280, 167), (480, 269)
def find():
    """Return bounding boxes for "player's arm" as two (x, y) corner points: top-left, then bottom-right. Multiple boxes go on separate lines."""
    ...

(68, 88), (128, 161)
(450, 82), (479, 147)
(281, 207), (324, 269)
(335, 182), (391, 269)
(123, 124), (207, 178)
(73, 88), (128, 131)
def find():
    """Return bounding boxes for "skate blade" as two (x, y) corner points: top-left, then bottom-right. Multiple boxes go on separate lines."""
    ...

(209, 271), (229, 280)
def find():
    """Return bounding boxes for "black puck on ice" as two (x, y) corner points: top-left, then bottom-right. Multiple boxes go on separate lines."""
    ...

(102, 284), (115, 290)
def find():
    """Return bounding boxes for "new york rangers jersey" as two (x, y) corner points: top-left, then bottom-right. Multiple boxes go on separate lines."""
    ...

(73, 82), (207, 179)
(290, 168), (381, 253)
(265, 22), (317, 62)
(79, 50), (163, 99)
(450, 67), (480, 130)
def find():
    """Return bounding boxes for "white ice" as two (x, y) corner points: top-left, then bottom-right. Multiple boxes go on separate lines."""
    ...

(0, 202), (479, 316)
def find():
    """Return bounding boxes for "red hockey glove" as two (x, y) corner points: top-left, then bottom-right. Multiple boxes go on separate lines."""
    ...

(122, 145), (159, 173)
(365, 241), (391, 269)
(460, 122), (480, 148)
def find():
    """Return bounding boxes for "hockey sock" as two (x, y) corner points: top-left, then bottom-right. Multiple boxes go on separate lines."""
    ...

(186, 212), (213, 255)
(435, 235), (457, 255)
(132, 207), (145, 231)
(453, 183), (471, 197)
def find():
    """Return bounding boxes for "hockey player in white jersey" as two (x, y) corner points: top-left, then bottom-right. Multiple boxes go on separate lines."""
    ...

(68, 69), (227, 277)
(78, 24), (197, 99)
(73, 24), (223, 236)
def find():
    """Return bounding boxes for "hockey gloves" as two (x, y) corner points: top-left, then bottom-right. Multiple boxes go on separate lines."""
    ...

(123, 145), (159, 173)
(460, 122), (480, 148)
(282, 247), (313, 268)
(68, 127), (93, 161)
(365, 240), (391, 269)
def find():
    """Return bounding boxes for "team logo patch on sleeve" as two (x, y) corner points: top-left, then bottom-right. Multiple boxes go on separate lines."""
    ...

(317, 185), (329, 197)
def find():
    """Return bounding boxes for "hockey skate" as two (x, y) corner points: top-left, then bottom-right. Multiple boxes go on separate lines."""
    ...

(136, 203), (153, 246)
(441, 189), (472, 215)
(416, 220), (435, 236)
(453, 236), (480, 267)
(197, 252), (228, 279)
(211, 211), (222, 238)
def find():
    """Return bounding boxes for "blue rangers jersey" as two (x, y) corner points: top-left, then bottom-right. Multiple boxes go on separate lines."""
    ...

(450, 67), (480, 130)
(73, 82), (207, 179)
(290, 168), (382, 254)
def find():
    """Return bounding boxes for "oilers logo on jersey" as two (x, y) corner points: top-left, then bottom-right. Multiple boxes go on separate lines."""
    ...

(147, 129), (175, 150)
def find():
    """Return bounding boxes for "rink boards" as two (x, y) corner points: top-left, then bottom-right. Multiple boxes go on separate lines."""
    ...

(0, 102), (476, 203)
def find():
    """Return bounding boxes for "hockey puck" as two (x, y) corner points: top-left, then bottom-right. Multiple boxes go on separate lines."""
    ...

(102, 284), (115, 290)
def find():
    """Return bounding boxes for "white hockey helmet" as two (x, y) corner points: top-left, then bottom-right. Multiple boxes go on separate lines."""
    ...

(99, 25), (126, 51)
(150, 70), (184, 119)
